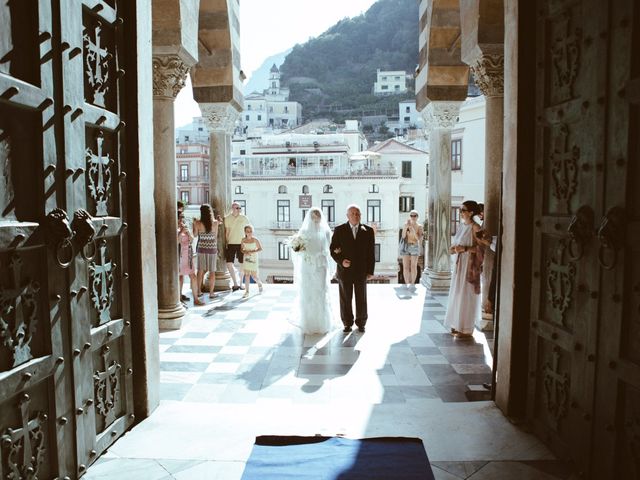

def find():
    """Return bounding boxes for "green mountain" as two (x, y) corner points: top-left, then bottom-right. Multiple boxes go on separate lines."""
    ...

(279, 0), (419, 122)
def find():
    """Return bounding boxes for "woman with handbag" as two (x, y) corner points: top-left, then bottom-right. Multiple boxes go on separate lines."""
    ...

(399, 210), (424, 290)
(444, 201), (483, 338)
(178, 214), (203, 306)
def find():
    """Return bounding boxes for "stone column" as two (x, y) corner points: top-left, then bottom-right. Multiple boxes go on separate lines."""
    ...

(201, 103), (240, 291)
(421, 101), (462, 291)
(470, 53), (504, 330)
(152, 55), (190, 329)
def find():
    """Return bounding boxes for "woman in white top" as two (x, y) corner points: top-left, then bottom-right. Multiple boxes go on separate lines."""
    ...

(399, 209), (424, 289)
(444, 200), (483, 338)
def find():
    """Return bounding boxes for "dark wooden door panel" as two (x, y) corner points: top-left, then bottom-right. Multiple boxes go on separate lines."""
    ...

(63, 0), (134, 475)
(591, 2), (640, 478)
(529, 1), (640, 478)
(0, 1), (78, 476)
(528, 0), (606, 469)
(1, 0), (135, 477)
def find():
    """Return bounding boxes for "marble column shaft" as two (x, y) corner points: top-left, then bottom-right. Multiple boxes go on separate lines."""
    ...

(201, 103), (240, 290)
(152, 55), (190, 329)
(421, 101), (462, 291)
(470, 53), (504, 324)
(470, 53), (504, 239)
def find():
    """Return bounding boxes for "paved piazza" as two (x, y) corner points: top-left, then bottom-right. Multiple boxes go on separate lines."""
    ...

(85, 284), (570, 480)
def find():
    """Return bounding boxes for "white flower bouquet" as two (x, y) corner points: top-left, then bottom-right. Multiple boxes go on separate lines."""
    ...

(289, 234), (307, 252)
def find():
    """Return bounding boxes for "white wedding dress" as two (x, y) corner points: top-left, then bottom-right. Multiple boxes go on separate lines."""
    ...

(291, 209), (337, 334)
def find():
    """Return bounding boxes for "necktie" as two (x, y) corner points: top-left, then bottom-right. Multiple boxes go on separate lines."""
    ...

(352, 224), (358, 239)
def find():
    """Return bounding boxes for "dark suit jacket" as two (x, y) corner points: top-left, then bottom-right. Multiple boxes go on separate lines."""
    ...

(330, 222), (375, 281)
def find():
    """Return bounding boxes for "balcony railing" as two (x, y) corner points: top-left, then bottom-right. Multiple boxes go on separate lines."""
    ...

(269, 221), (387, 231)
(177, 175), (210, 183)
(270, 221), (296, 230)
(232, 165), (398, 178)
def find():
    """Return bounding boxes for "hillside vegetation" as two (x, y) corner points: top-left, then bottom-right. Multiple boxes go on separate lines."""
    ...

(279, 0), (419, 122)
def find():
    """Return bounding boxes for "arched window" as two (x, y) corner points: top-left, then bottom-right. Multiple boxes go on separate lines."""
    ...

(278, 185), (287, 194)
(302, 185), (309, 194)
(323, 184), (333, 194)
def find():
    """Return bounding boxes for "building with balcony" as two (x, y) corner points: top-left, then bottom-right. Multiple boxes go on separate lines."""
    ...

(231, 120), (427, 283)
(176, 118), (211, 206)
(373, 69), (408, 96)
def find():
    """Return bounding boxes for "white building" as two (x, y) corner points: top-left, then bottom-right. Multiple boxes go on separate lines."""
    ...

(373, 69), (408, 96)
(398, 100), (424, 130)
(176, 116), (210, 144)
(368, 138), (428, 224)
(232, 121), (408, 283)
(241, 64), (302, 133)
(409, 95), (486, 228)
(386, 100), (425, 137)
(177, 98), (486, 284)
(450, 96), (486, 230)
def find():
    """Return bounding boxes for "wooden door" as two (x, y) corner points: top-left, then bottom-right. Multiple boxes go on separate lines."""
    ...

(591, 2), (640, 478)
(0, 0), (135, 477)
(528, 1), (639, 477)
(528, 0), (605, 470)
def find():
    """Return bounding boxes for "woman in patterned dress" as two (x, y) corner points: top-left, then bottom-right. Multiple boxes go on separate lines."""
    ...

(178, 214), (202, 305)
(193, 204), (222, 300)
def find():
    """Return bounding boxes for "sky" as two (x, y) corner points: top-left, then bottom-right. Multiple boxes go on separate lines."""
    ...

(175, 0), (379, 127)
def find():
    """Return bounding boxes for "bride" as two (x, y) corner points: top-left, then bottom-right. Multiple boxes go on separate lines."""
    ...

(291, 207), (337, 334)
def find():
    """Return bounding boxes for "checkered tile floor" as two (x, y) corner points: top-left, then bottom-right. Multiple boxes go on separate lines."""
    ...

(159, 284), (493, 405)
(87, 285), (570, 480)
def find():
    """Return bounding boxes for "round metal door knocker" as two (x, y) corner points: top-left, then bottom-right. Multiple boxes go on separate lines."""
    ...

(72, 209), (97, 261)
(56, 238), (75, 268)
(566, 205), (594, 262)
(46, 208), (75, 268)
(597, 206), (625, 270)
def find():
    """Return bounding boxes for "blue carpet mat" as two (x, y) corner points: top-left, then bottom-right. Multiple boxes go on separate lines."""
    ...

(241, 435), (435, 480)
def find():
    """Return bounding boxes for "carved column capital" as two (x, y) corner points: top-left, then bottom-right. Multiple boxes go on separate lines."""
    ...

(152, 55), (190, 98)
(201, 103), (240, 134)
(469, 53), (504, 97)
(422, 101), (462, 130)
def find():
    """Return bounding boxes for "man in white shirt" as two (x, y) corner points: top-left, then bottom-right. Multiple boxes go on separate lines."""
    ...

(224, 202), (249, 291)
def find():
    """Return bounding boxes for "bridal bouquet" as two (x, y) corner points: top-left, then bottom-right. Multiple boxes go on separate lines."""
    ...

(289, 234), (307, 252)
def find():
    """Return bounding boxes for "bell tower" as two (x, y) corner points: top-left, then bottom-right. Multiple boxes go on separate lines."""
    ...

(269, 63), (280, 95)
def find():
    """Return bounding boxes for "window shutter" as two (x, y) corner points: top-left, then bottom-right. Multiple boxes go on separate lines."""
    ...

(411, 197), (415, 210)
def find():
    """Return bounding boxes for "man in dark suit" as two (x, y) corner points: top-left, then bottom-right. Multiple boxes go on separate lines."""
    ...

(330, 204), (375, 333)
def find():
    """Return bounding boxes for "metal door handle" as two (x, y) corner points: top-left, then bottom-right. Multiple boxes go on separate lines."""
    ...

(45, 208), (74, 268)
(567, 205), (594, 261)
(597, 206), (625, 270)
(71, 209), (97, 260)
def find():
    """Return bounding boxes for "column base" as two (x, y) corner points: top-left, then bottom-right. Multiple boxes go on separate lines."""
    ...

(422, 269), (451, 292)
(202, 270), (233, 292)
(214, 270), (232, 291)
(158, 303), (186, 330)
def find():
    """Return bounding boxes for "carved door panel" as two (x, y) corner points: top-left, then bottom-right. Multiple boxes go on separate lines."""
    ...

(591, 2), (640, 478)
(0, 1), (76, 478)
(0, 0), (134, 478)
(527, 0), (606, 471)
(63, 0), (134, 475)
